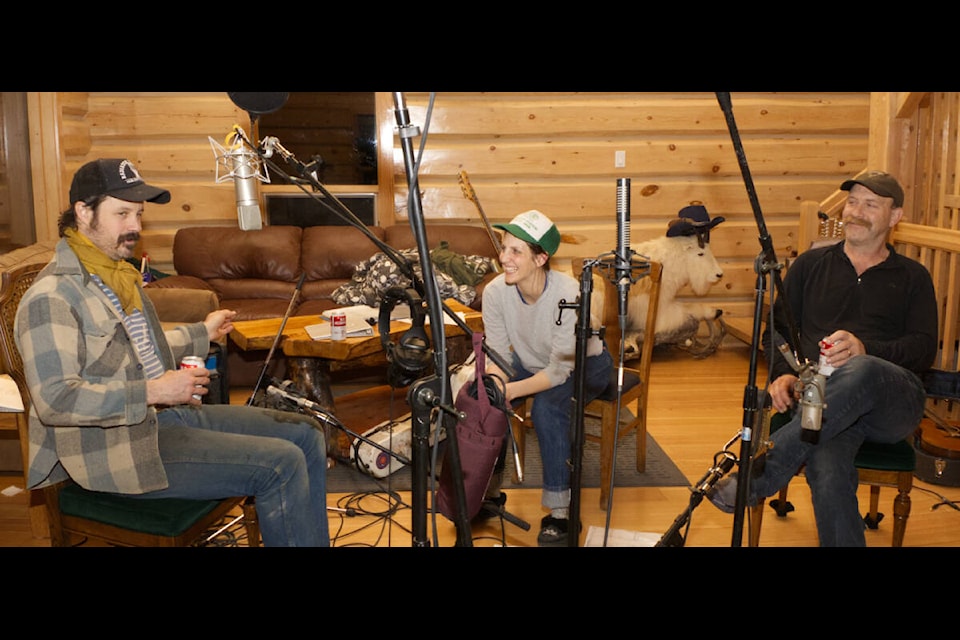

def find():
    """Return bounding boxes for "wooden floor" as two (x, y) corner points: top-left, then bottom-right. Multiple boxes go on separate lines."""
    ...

(2, 339), (959, 548)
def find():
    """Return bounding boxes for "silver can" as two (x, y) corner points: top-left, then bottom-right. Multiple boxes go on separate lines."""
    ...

(180, 356), (206, 400)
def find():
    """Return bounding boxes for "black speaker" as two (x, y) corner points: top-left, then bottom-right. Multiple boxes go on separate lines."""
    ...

(379, 286), (433, 388)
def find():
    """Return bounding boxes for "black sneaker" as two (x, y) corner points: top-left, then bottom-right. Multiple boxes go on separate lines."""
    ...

(537, 515), (570, 547)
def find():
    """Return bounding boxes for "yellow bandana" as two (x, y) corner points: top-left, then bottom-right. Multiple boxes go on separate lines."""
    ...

(64, 228), (143, 315)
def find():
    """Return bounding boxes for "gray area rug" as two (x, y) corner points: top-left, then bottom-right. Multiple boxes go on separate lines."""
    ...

(326, 410), (689, 494)
(196, 411), (688, 546)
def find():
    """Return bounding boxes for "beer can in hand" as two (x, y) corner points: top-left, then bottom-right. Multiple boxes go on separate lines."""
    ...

(180, 356), (206, 400)
(817, 340), (836, 377)
(330, 311), (347, 341)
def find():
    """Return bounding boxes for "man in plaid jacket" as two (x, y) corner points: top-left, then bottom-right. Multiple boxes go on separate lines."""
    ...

(15, 158), (330, 547)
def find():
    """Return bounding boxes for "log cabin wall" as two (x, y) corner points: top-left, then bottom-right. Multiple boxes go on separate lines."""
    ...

(386, 92), (870, 322)
(17, 91), (873, 324)
(801, 92), (960, 377)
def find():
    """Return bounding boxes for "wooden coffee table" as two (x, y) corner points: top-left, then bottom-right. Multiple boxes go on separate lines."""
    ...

(229, 300), (483, 459)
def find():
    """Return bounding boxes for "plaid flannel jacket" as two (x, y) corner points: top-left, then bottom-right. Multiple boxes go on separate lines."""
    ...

(14, 239), (209, 493)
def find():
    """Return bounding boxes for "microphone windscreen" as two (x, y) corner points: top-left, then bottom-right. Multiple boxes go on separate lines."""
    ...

(228, 92), (289, 116)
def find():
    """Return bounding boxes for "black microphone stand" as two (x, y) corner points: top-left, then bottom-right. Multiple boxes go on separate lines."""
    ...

(715, 91), (807, 546)
(655, 92), (806, 547)
(567, 181), (653, 546)
(390, 92), (470, 547)
(392, 93), (524, 547)
(230, 94), (515, 547)
(247, 272), (306, 407)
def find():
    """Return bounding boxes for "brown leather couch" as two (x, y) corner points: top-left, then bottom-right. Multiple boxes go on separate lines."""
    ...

(149, 224), (500, 320)
(148, 223), (501, 386)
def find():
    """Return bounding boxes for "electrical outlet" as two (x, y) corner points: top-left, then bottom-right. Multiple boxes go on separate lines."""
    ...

(615, 150), (626, 168)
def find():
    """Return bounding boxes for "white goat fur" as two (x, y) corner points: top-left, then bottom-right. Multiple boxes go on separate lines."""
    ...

(610, 234), (724, 352)
(564, 235), (723, 353)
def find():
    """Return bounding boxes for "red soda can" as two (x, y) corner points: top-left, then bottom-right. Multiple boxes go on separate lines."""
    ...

(330, 311), (347, 341)
(818, 341), (835, 376)
(180, 356), (206, 400)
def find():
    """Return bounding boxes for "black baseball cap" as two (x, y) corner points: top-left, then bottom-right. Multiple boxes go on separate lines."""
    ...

(839, 171), (904, 208)
(69, 158), (171, 205)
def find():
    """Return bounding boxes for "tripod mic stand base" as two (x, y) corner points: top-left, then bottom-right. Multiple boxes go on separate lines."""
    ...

(658, 529), (687, 547)
(475, 496), (531, 531)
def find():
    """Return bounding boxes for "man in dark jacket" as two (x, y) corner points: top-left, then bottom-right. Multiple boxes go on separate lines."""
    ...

(707, 171), (938, 546)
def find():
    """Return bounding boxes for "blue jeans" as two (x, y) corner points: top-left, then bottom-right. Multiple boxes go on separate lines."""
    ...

(131, 404), (329, 547)
(751, 355), (926, 546)
(511, 347), (614, 509)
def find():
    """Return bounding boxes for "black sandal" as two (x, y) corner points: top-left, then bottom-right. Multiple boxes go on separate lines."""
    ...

(537, 515), (569, 546)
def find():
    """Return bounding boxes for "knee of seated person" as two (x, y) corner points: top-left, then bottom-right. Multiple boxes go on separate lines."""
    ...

(265, 411), (326, 450)
(267, 439), (311, 479)
(803, 455), (858, 492)
(831, 353), (876, 381)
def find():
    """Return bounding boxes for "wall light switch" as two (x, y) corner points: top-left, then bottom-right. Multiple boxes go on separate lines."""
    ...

(615, 150), (626, 168)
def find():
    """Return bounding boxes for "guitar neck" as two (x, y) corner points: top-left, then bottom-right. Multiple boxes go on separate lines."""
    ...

(459, 171), (504, 259)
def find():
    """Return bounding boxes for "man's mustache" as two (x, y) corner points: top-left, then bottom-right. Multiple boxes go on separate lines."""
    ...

(845, 218), (870, 229)
(118, 232), (140, 244)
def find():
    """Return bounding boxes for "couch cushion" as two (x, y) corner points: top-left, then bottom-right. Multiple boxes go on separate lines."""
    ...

(385, 223), (500, 260)
(174, 225), (304, 282)
(300, 225), (386, 282)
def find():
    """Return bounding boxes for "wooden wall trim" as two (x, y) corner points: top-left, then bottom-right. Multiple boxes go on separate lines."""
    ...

(26, 92), (66, 242)
(375, 92), (397, 227)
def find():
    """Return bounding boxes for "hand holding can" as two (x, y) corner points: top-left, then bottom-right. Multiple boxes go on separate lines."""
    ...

(180, 356), (207, 401)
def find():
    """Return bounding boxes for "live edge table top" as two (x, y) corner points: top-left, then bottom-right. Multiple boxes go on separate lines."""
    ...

(228, 299), (483, 362)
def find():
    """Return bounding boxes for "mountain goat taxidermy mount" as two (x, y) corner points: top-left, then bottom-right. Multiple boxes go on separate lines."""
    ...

(616, 205), (726, 359)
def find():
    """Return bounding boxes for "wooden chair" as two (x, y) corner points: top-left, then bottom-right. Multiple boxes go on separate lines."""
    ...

(747, 203), (916, 546)
(0, 262), (260, 547)
(512, 259), (662, 510)
(748, 406), (915, 547)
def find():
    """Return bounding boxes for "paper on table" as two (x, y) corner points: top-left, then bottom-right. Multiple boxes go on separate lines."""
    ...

(321, 304), (410, 323)
(427, 311), (464, 326)
(0, 374), (24, 412)
(393, 311), (464, 327)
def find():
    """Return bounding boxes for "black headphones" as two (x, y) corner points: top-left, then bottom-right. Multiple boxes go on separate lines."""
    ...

(379, 286), (433, 388)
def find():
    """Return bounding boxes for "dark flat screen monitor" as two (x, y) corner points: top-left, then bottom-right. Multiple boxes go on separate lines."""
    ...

(265, 193), (376, 227)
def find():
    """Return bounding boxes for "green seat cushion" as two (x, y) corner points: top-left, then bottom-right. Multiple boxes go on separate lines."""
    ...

(59, 484), (222, 537)
(853, 439), (915, 471)
(768, 411), (915, 472)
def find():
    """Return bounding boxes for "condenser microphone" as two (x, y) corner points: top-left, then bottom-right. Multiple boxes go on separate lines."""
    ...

(228, 129), (263, 231)
(209, 125), (268, 231)
(615, 177), (632, 319)
(799, 371), (827, 444)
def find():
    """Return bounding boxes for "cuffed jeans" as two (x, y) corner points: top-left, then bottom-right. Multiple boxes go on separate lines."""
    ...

(510, 347), (614, 509)
(750, 355), (926, 546)
(131, 404), (330, 547)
